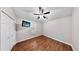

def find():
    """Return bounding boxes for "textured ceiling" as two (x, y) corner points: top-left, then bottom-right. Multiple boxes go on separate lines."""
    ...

(13, 7), (73, 23)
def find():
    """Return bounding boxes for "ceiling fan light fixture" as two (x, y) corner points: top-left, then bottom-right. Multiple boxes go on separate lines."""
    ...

(34, 7), (50, 19)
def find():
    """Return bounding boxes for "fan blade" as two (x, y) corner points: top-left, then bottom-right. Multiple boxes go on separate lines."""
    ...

(39, 7), (41, 13)
(39, 7), (44, 14)
(42, 9), (44, 13)
(43, 16), (48, 19)
(44, 12), (50, 14)
(39, 7), (42, 10)
(37, 16), (40, 19)
(34, 13), (40, 15)
(43, 16), (47, 19)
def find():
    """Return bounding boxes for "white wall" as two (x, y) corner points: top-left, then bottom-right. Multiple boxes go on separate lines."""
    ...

(0, 8), (1, 50)
(43, 16), (72, 45)
(1, 7), (17, 51)
(16, 18), (43, 42)
(72, 8), (79, 50)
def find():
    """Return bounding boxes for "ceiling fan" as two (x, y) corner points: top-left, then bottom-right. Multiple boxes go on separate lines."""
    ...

(33, 7), (50, 19)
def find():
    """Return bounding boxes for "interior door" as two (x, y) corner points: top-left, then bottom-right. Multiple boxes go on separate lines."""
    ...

(1, 12), (16, 51)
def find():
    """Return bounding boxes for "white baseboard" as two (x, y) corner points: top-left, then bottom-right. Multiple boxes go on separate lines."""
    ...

(16, 34), (42, 43)
(10, 41), (17, 51)
(43, 35), (75, 51)
(71, 45), (76, 51)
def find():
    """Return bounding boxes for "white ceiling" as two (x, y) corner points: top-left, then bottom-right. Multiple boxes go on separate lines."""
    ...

(13, 7), (73, 23)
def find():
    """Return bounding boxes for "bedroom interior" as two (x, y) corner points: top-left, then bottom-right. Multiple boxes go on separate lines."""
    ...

(0, 7), (79, 51)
